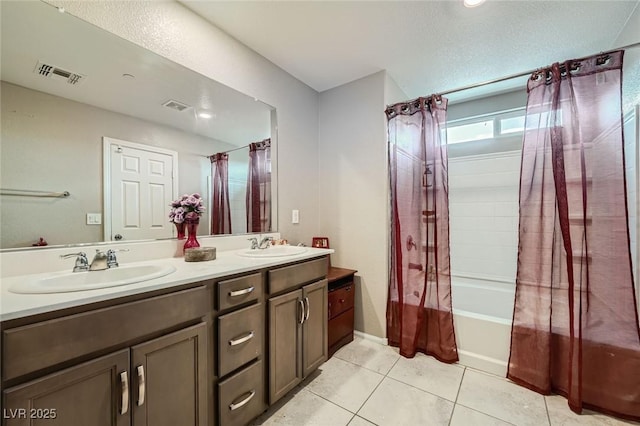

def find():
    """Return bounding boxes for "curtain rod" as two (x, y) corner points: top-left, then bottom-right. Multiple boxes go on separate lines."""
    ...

(204, 138), (271, 159)
(436, 41), (640, 98)
(202, 144), (250, 159)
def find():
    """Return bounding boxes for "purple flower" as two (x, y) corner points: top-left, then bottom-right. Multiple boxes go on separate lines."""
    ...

(169, 193), (204, 223)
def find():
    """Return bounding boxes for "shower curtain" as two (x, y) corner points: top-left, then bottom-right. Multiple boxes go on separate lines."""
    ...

(508, 50), (640, 420)
(246, 138), (271, 233)
(386, 96), (458, 362)
(210, 153), (232, 234)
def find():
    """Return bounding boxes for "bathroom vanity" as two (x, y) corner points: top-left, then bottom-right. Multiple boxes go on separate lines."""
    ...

(0, 248), (331, 426)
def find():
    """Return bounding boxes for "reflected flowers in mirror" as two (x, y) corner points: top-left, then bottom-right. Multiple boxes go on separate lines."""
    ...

(169, 193), (206, 224)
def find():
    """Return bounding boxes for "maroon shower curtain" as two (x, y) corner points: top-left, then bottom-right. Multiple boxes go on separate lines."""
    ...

(508, 50), (640, 420)
(386, 96), (458, 362)
(246, 139), (271, 233)
(210, 153), (232, 234)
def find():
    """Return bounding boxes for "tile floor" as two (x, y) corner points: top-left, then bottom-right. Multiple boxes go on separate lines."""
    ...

(251, 336), (640, 426)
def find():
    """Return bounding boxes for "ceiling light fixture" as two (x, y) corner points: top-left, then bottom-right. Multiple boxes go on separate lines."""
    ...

(463, 0), (486, 7)
(198, 111), (214, 119)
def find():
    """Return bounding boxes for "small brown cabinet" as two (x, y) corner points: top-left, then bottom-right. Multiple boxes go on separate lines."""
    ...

(328, 267), (357, 357)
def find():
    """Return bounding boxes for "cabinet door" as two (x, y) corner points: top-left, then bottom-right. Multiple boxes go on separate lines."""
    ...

(131, 323), (207, 426)
(3, 349), (130, 426)
(302, 279), (328, 377)
(268, 289), (303, 404)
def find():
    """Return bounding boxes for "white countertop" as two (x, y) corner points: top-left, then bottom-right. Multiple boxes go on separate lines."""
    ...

(0, 247), (333, 322)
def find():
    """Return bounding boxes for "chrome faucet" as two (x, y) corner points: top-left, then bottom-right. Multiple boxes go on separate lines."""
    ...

(259, 236), (273, 249)
(106, 249), (129, 268)
(89, 250), (109, 271)
(248, 236), (273, 250)
(60, 252), (89, 272)
(248, 237), (259, 250)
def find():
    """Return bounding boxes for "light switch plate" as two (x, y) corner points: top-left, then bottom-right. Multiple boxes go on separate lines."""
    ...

(87, 213), (102, 225)
(292, 209), (299, 224)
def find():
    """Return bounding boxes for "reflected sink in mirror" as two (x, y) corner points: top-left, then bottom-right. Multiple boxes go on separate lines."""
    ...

(237, 246), (307, 258)
(9, 264), (177, 294)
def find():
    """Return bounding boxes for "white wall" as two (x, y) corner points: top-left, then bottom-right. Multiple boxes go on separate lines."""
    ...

(46, 0), (320, 245)
(318, 71), (406, 338)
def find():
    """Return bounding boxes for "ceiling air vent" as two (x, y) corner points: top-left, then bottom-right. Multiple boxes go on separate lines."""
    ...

(162, 99), (191, 112)
(34, 61), (84, 85)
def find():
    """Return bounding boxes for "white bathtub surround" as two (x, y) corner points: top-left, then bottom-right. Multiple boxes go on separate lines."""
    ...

(252, 337), (633, 425)
(449, 150), (521, 281)
(451, 275), (515, 376)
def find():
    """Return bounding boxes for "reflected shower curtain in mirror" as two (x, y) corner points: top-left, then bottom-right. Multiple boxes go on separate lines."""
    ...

(246, 139), (271, 233)
(509, 50), (640, 420)
(386, 96), (458, 362)
(210, 153), (232, 234)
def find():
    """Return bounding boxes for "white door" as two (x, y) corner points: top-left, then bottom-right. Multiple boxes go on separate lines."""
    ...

(104, 137), (178, 241)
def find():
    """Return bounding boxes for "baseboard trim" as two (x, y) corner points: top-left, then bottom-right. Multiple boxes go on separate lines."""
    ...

(457, 349), (507, 377)
(354, 330), (388, 346)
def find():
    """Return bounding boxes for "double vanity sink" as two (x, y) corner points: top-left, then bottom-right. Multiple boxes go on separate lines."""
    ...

(6, 245), (308, 296)
(1, 242), (332, 426)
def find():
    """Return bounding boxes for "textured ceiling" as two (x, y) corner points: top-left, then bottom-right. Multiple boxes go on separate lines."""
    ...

(182, 0), (639, 101)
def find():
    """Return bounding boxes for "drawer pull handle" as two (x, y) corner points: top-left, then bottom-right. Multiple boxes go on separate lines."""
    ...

(304, 296), (310, 321)
(120, 371), (129, 415)
(137, 365), (145, 406)
(229, 389), (256, 411)
(298, 299), (305, 324)
(229, 286), (255, 297)
(229, 331), (254, 346)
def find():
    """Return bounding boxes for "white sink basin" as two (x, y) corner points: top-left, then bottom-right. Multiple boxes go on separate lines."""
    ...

(9, 264), (177, 294)
(237, 246), (307, 258)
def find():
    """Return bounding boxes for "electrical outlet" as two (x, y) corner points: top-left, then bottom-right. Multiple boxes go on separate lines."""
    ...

(87, 213), (102, 225)
(292, 209), (299, 224)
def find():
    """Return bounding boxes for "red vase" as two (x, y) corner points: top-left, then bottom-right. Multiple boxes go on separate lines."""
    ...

(183, 219), (200, 253)
(174, 222), (186, 240)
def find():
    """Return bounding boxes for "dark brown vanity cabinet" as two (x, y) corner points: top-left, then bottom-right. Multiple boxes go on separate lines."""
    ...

(215, 273), (267, 426)
(1, 255), (331, 426)
(3, 349), (131, 426)
(2, 286), (211, 426)
(267, 258), (329, 404)
(2, 323), (207, 426)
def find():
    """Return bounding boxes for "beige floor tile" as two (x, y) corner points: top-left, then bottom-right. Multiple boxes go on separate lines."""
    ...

(250, 387), (353, 426)
(347, 415), (377, 426)
(451, 404), (514, 426)
(457, 369), (548, 426)
(387, 352), (465, 401)
(334, 337), (400, 375)
(545, 395), (640, 426)
(358, 377), (454, 426)
(303, 356), (384, 413)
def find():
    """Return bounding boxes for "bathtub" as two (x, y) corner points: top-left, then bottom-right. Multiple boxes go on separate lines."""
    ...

(451, 275), (515, 376)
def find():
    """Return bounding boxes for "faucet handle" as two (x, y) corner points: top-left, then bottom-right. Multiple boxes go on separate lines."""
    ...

(106, 248), (129, 268)
(248, 237), (259, 250)
(60, 252), (89, 272)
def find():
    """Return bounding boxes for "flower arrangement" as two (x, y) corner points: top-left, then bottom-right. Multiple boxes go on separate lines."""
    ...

(169, 193), (206, 224)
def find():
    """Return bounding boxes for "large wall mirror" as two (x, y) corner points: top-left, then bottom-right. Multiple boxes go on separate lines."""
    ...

(0, 1), (277, 250)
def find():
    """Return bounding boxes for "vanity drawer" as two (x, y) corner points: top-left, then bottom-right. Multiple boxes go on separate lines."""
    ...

(268, 257), (328, 294)
(217, 272), (262, 311)
(3, 285), (210, 381)
(218, 303), (263, 377)
(218, 359), (265, 426)
(328, 284), (354, 319)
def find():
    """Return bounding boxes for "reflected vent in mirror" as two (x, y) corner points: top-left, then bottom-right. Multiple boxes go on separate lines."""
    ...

(34, 61), (84, 85)
(162, 99), (191, 112)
